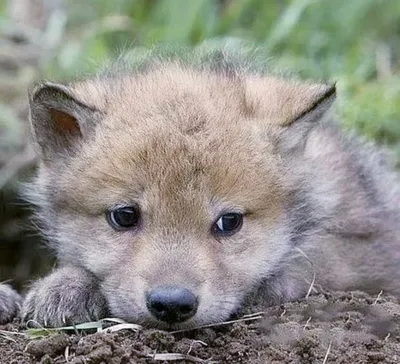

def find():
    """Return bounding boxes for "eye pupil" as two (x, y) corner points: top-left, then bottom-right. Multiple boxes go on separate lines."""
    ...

(213, 213), (243, 236)
(108, 207), (140, 229)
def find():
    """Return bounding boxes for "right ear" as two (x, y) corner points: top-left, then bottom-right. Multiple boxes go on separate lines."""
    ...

(29, 82), (101, 162)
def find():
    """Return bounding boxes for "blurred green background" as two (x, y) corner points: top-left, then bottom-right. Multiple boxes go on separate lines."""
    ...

(0, 0), (399, 287)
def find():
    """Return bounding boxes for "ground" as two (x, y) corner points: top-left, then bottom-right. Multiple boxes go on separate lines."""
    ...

(0, 291), (399, 364)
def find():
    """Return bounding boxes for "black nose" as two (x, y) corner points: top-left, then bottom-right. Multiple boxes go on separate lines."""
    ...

(146, 286), (198, 323)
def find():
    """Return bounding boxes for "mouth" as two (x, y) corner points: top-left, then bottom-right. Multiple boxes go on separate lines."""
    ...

(149, 309), (243, 333)
(138, 301), (242, 332)
(137, 314), (197, 331)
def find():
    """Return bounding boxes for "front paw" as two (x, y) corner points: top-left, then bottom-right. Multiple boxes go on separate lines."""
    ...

(21, 267), (108, 327)
(0, 284), (21, 324)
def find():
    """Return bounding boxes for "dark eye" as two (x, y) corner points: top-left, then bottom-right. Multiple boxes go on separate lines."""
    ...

(107, 206), (140, 230)
(212, 213), (243, 236)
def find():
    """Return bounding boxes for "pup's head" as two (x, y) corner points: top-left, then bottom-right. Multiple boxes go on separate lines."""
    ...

(28, 58), (335, 329)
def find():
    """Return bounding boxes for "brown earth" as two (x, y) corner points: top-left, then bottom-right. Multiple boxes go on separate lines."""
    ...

(0, 291), (399, 364)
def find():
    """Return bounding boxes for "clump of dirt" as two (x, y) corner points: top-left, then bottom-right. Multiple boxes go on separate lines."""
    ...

(1, 291), (399, 363)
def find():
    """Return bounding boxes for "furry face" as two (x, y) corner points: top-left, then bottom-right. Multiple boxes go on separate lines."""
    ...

(23, 51), (399, 329)
(49, 109), (294, 327)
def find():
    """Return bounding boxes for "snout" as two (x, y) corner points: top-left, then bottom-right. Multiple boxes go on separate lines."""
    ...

(146, 285), (198, 323)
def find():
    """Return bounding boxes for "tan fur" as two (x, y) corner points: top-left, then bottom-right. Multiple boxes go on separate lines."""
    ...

(19, 54), (400, 329)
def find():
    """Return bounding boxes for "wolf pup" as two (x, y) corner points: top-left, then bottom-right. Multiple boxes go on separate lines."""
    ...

(9, 50), (400, 329)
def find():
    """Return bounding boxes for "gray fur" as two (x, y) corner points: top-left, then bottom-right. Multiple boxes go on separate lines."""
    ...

(21, 266), (108, 327)
(0, 283), (21, 324)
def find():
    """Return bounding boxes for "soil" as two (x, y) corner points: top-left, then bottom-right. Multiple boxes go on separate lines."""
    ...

(1, 291), (399, 364)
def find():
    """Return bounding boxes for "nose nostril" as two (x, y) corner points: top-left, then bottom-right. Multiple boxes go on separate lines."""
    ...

(179, 304), (193, 314)
(152, 301), (166, 313)
(146, 286), (198, 323)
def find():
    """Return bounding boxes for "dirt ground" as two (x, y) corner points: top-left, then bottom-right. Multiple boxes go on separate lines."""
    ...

(0, 291), (399, 364)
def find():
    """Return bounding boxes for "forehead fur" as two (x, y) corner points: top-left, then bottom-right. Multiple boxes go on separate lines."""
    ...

(34, 52), (332, 226)
(70, 60), (329, 126)
(56, 63), (294, 216)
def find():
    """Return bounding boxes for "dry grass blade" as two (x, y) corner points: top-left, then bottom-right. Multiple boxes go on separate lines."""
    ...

(100, 323), (142, 333)
(170, 315), (263, 334)
(64, 346), (70, 362)
(100, 317), (128, 324)
(295, 247), (317, 298)
(242, 311), (266, 318)
(0, 329), (26, 336)
(0, 332), (17, 342)
(373, 290), (383, 304)
(303, 316), (312, 330)
(322, 342), (332, 364)
(187, 340), (207, 355)
(146, 352), (214, 363)
(305, 272), (317, 299)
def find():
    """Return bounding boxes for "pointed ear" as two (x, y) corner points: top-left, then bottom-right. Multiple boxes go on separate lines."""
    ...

(245, 76), (336, 152)
(289, 82), (336, 125)
(245, 75), (336, 126)
(29, 82), (101, 161)
(277, 83), (336, 152)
